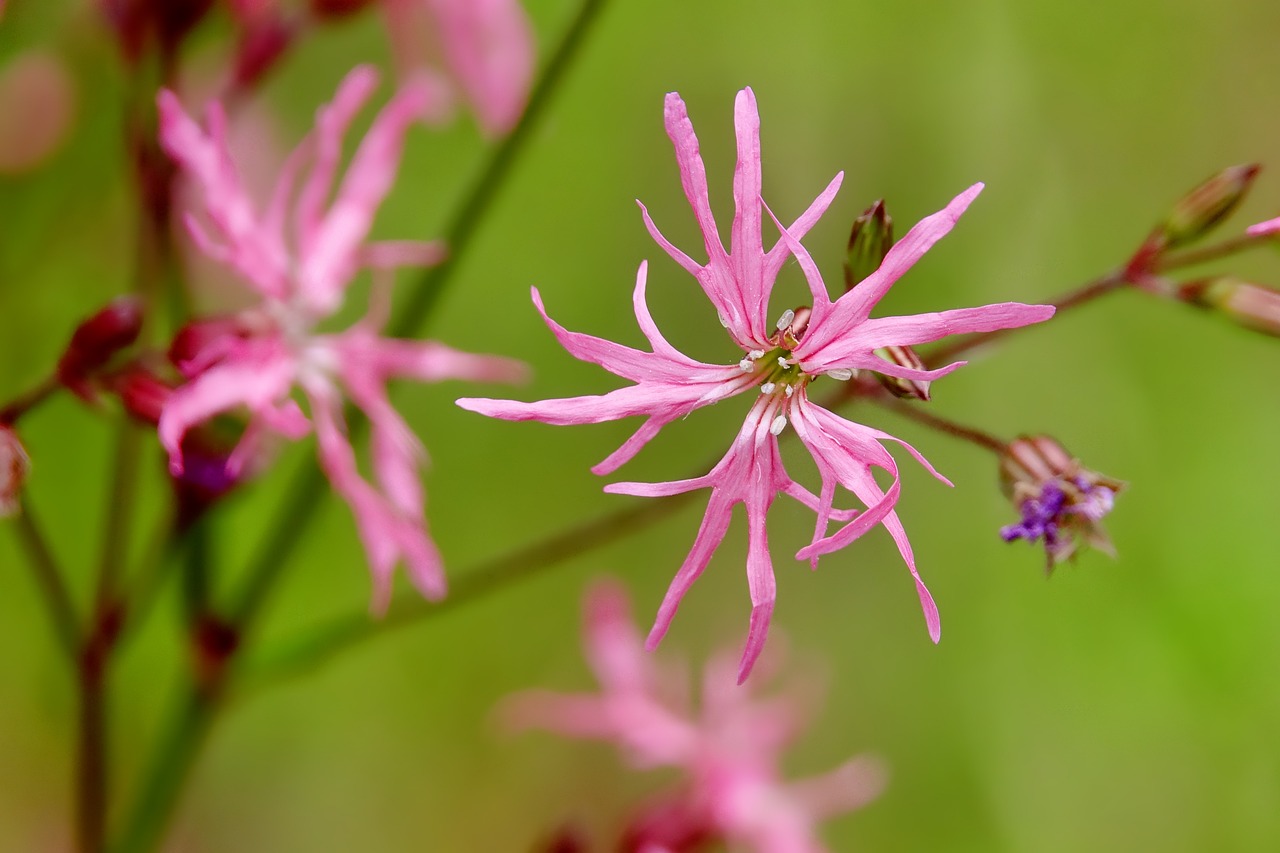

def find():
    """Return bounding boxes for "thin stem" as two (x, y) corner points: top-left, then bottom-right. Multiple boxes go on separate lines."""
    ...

(866, 391), (1008, 455)
(242, 491), (694, 690)
(11, 499), (81, 660)
(390, 0), (610, 340)
(0, 375), (61, 425)
(1155, 230), (1271, 270)
(924, 269), (1128, 366)
(107, 684), (218, 853)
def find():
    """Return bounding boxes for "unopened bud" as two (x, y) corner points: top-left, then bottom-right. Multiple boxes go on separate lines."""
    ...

(57, 297), (144, 401)
(1162, 163), (1260, 249)
(0, 425), (30, 517)
(108, 365), (174, 426)
(1178, 277), (1280, 338)
(873, 345), (930, 400)
(844, 200), (894, 291)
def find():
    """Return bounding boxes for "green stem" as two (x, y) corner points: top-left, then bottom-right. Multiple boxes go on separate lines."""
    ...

(107, 684), (219, 853)
(11, 499), (81, 661)
(390, 0), (610, 340)
(0, 375), (61, 425)
(243, 491), (693, 690)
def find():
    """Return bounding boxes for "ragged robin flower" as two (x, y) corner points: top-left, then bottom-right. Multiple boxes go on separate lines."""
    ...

(459, 88), (1054, 680)
(505, 578), (887, 853)
(156, 65), (525, 607)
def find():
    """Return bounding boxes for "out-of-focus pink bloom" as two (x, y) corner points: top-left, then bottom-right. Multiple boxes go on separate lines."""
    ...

(0, 426), (30, 517)
(1247, 215), (1280, 237)
(506, 579), (886, 853)
(382, 0), (534, 135)
(460, 88), (1055, 680)
(156, 65), (525, 606)
(0, 49), (77, 175)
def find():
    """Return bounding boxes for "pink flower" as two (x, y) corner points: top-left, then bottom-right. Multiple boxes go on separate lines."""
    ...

(156, 65), (525, 606)
(382, 0), (535, 136)
(506, 579), (886, 853)
(459, 88), (1055, 680)
(1247, 215), (1280, 237)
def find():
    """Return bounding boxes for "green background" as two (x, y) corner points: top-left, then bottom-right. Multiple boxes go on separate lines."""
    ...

(3, 0), (1280, 850)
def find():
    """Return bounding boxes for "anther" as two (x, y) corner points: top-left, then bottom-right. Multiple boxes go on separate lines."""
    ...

(760, 382), (776, 394)
(827, 368), (854, 381)
(769, 415), (788, 435)
(775, 309), (795, 331)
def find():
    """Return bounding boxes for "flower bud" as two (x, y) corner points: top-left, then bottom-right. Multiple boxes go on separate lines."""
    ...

(108, 364), (174, 426)
(57, 297), (145, 401)
(844, 200), (893, 291)
(1178, 277), (1280, 338)
(873, 344), (931, 400)
(1162, 163), (1260, 249)
(0, 425), (30, 517)
(999, 435), (1124, 573)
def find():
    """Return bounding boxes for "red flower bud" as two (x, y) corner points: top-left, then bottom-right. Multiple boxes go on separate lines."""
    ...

(57, 297), (144, 401)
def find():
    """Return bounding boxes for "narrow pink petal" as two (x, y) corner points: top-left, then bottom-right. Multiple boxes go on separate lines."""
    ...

(294, 66), (379, 254)
(764, 198), (833, 316)
(631, 261), (685, 360)
(582, 578), (650, 692)
(834, 302), (1055, 351)
(360, 239), (447, 270)
(761, 171), (844, 293)
(796, 183), (983, 359)
(646, 490), (735, 652)
(158, 90), (288, 298)
(300, 72), (435, 313)
(663, 91), (729, 269)
(730, 87), (765, 341)
(1247, 215), (1280, 236)
(592, 415), (680, 476)
(737, 496), (777, 683)
(309, 381), (447, 606)
(157, 342), (296, 472)
(341, 333), (528, 385)
(428, 0), (535, 135)
(604, 470), (717, 498)
(639, 201), (704, 278)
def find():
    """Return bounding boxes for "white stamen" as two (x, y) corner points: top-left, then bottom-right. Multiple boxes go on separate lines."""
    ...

(769, 415), (788, 435)
(784, 384), (795, 398)
(739, 358), (754, 372)
(760, 382), (776, 395)
(777, 356), (788, 367)
(827, 368), (854, 381)
(748, 349), (765, 360)
(775, 309), (795, 331)
(718, 311), (730, 328)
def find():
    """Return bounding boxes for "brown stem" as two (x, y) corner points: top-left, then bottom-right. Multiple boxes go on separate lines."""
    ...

(865, 391), (1009, 455)
(0, 375), (61, 425)
(11, 499), (82, 661)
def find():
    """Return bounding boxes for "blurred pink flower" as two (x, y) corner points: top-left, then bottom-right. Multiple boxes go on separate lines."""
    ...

(460, 88), (1054, 679)
(383, 0), (534, 135)
(0, 49), (77, 175)
(1246, 215), (1280, 237)
(506, 579), (886, 853)
(156, 65), (525, 606)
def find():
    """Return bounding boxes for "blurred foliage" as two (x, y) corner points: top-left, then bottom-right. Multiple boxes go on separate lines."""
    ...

(2, 0), (1280, 850)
